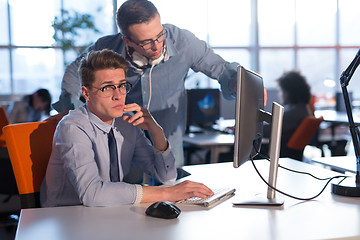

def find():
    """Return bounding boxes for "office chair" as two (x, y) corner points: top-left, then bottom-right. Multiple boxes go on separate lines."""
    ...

(285, 115), (324, 161)
(0, 107), (19, 232)
(0, 106), (10, 147)
(3, 121), (57, 209)
(0, 106), (17, 196)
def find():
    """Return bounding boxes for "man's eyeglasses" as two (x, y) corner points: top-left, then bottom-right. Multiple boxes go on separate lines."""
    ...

(92, 82), (132, 97)
(128, 29), (167, 50)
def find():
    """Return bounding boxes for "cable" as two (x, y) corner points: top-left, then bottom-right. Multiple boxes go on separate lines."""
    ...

(251, 150), (348, 201)
(146, 63), (155, 110)
(256, 151), (340, 181)
(250, 159), (347, 201)
(146, 45), (167, 110)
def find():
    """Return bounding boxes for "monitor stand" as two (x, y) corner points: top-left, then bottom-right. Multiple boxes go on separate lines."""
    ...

(233, 102), (284, 206)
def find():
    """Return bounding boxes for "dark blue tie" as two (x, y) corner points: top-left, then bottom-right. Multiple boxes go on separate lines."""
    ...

(108, 128), (120, 182)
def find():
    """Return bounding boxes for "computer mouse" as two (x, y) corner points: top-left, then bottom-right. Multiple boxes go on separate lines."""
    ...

(145, 201), (181, 219)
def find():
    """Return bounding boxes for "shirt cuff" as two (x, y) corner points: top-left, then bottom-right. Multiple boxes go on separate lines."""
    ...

(219, 62), (239, 100)
(134, 184), (143, 205)
(154, 140), (171, 157)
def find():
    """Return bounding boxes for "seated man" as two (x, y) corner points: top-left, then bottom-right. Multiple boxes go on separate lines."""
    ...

(40, 49), (213, 207)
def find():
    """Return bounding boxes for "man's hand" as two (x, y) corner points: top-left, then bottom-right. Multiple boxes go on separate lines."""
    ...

(123, 103), (167, 151)
(142, 180), (214, 203)
(122, 103), (159, 132)
(164, 180), (214, 202)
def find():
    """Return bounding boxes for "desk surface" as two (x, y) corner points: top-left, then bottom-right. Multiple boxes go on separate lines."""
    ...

(315, 109), (360, 124)
(183, 132), (269, 147)
(183, 132), (234, 146)
(16, 159), (360, 240)
(312, 155), (358, 174)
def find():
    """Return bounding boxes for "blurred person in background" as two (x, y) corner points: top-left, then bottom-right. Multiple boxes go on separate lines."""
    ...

(7, 88), (52, 123)
(262, 70), (312, 160)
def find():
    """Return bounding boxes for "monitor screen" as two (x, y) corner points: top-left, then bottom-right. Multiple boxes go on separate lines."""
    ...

(186, 88), (220, 130)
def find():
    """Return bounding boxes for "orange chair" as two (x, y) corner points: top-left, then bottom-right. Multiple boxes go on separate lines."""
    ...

(0, 106), (10, 147)
(3, 121), (57, 209)
(285, 116), (324, 160)
(280, 116), (323, 161)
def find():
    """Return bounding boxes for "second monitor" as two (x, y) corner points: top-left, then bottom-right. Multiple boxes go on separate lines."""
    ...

(186, 88), (220, 132)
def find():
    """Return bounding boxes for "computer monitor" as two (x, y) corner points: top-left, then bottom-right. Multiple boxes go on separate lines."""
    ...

(233, 66), (284, 206)
(186, 88), (220, 131)
(336, 91), (353, 112)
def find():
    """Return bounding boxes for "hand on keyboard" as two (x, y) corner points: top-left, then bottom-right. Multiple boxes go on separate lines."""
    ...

(176, 188), (236, 207)
(159, 180), (214, 203)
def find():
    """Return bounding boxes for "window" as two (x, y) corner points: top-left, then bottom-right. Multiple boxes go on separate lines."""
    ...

(298, 49), (336, 97)
(0, 50), (10, 94)
(207, 0), (251, 47)
(260, 50), (295, 88)
(296, 0), (337, 46)
(1, 0), (360, 108)
(1, 0), (113, 104)
(0, 0), (8, 45)
(258, 0), (295, 47)
(339, 0), (360, 46)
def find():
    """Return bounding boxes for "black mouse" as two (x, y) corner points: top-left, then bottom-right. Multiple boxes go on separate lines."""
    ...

(145, 201), (181, 219)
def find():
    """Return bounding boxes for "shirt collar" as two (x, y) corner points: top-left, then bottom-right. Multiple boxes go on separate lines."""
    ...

(85, 104), (114, 134)
(163, 25), (176, 57)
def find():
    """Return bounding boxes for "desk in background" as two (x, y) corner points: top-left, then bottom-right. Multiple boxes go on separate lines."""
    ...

(15, 159), (360, 240)
(183, 119), (271, 164)
(183, 119), (235, 164)
(313, 109), (360, 156)
(315, 109), (360, 125)
(315, 109), (360, 138)
(183, 132), (234, 164)
(312, 155), (357, 174)
(183, 132), (269, 164)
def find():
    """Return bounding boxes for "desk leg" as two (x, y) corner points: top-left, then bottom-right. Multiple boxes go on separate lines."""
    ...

(210, 146), (231, 164)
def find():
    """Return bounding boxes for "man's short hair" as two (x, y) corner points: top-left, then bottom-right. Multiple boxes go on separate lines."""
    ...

(116, 0), (159, 37)
(79, 49), (130, 87)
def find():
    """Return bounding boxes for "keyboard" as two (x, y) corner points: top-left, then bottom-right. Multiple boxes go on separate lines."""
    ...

(176, 188), (236, 207)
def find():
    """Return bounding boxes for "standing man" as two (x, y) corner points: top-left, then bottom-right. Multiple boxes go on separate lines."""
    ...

(53, 0), (238, 166)
(41, 49), (213, 207)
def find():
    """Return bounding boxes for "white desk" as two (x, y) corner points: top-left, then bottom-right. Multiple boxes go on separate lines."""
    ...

(312, 156), (357, 174)
(15, 159), (360, 240)
(315, 109), (360, 125)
